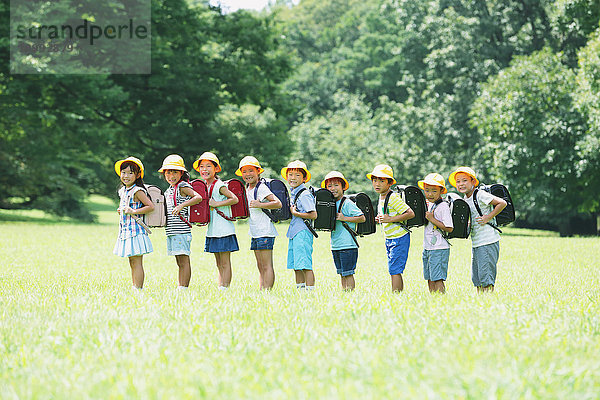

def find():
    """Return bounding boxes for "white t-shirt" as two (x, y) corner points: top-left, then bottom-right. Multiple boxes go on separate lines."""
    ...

(464, 190), (500, 247)
(423, 200), (453, 250)
(206, 179), (236, 238)
(246, 183), (278, 238)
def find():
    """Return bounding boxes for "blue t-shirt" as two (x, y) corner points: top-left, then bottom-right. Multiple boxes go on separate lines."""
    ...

(331, 198), (363, 250)
(287, 184), (316, 239)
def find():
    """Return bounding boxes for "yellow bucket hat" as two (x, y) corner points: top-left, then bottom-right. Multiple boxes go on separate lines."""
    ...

(418, 173), (447, 194)
(193, 151), (222, 173)
(321, 171), (349, 191)
(281, 160), (311, 182)
(158, 154), (187, 173)
(449, 166), (479, 188)
(235, 156), (264, 176)
(366, 164), (396, 185)
(115, 156), (145, 179)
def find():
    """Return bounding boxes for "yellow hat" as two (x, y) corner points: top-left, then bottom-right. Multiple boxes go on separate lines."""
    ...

(193, 151), (222, 173)
(418, 173), (447, 194)
(158, 154), (187, 173)
(115, 156), (145, 179)
(366, 164), (396, 185)
(235, 156), (264, 176)
(281, 160), (311, 182)
(321, 171), (349, 191)
(449, 166), (479, 188)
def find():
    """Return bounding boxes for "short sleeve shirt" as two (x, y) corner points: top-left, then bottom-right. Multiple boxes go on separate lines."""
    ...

(165, 182), (193, 236)
(246, 183), (278, 238)
(287, 184), (316, 239)
(464, 190), (500, 247)
(423, 200), (453, 250)
(377, 192), (410, 239)
(331, 198), (364, 250)
(207, 179), (236, 238)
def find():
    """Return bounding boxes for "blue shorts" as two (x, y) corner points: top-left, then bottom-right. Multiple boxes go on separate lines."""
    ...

(251, 237), (275, 250)
(332, 248), (358, 277)
(472, 241), (500, 287)
(167, 233), (192, 256)
(287, 229), (313, 270)
(205, 234), (239, 253)
(422, 248), (449, 281)
(386, 235), (410, 275)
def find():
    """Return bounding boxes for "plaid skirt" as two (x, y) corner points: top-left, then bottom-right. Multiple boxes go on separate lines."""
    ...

(113, 234), (153, 257)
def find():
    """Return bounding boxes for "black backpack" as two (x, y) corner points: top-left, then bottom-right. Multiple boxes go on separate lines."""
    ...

(313, 188), (337, 231)
(442, 193), (471, 239)
(347, 193), (376, 236)
(473, 183), (515, 232)
(253, 178), (290, 222)
(393, 185), (426, 228)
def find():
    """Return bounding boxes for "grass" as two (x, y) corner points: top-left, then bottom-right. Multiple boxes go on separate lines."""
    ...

(1, 196), (599, 399)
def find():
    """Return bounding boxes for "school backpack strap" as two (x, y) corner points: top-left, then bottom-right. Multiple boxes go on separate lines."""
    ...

(473, 188), (502, 233)
(293, 187), (318, 238)
(172, 182), (193, 228)
(336, 196), (360, 248)
(254, 179), (278, 223)
(124, 186), (152, 234)
(208, 180), (236, 222)
(384, 190), (411, 233)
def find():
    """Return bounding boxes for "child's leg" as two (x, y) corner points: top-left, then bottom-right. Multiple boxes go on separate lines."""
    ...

(175, 255), (191, 287)
(427, 280), (435, 292)
(344, 275), (355, 291)
(294, 270), (306, 284)
(433, 280), (445, 293)
(214, 252), (232, 287)
(305, 269), (315, 287)
(128, 255), (144, 288)
(254, 249), (275, 290)
(391, 274), (404, 292)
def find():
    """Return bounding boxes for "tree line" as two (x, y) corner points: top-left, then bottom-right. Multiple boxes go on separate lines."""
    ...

(1, 0), (599, 235)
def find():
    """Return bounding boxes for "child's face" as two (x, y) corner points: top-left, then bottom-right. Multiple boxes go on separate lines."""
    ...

(454, 173), (475, 194)
(241, 166), (259, 185)
(197, 160), (216, 180)
(286, 169), (305, 188)
(372, 176), (392, 195)
(120, 165), (139, 187)
(423, 184), (443, 202)
(325, 179), (345, 200)
(165, 169), (183, 186)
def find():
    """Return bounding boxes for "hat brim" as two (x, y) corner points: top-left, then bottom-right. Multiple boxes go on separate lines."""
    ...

(158, 165), (187, 173)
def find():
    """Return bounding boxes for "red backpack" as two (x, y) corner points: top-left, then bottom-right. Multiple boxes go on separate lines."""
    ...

(189, 179), (210, 225)
(189, 179), (249, 224)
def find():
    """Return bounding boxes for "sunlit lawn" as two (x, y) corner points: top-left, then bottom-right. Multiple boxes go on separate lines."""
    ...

(1, 196), (599, 399)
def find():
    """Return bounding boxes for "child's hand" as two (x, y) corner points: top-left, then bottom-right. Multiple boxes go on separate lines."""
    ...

(375, 214), (392, 223)
(208, 199), (218, 208)
(172, 205), (183, 215)
(290, 204), (299, 217)
(425, 211), (435, 222)
(336, 213), (347, 222)
(123, 206), (136, 215)
(249, 199), (262, 208)
(476, 214), (492, 225)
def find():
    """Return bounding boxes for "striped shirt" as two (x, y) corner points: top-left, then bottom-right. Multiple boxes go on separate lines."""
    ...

(377, 192), (410, 239)
(464, 190), (500, 247)
(165, 181), (193, 236)
(117, 185), (149, 239)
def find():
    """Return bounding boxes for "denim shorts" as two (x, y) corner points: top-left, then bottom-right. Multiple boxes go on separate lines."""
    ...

(386, 234), (410, 275)
(250, 236), (275, 250)
(332, 248), (358, 277)
(167, 233), (192, 256)
(471, 241), (500, 287)
(287, 229), (313, 270)
(205, 234), (239, 253)
(422, 248), (450, 281)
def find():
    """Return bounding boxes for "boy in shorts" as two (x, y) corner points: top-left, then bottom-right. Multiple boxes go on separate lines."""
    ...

(322, 171), (365, 290)
(368, 164), (415, 292)
(418, 173), (454, 293)
(449, 166), (507, 292)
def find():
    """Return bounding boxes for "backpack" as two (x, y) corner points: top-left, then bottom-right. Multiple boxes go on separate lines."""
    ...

(144, 185), (167, 228)
(437, 193), (471, 239)
(346, 193), (376, 236)
(393, 185), (426, 228)
(253, 178), (290, 222)
(293, 187), (318, 238)
(225, 178), (249, 220)
(314, 188), (337, 231)
(473, 183), (515, 228)
(189, 179), (210, 225)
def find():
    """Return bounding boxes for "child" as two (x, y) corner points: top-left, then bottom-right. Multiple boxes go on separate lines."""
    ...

(193, 151), (239, 290)
(236, 156), (282, 290)
(159, 154), (203, 290)
(113, 156), (155, 290)
(322, 171), (365, 291)
(418, 173), (454, 294)
(449, 166), (507, 293)
(281, 160), (317, 290)
(368, 164), (415, 292)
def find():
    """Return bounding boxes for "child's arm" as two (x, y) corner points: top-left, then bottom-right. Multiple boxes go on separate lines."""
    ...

(126, 190), (155, 215)
(425, 211), (453, 233)
(172, 186), (203, 215)
(337, 213), (366, 224)
(209, 186), (239, 208)
(476, 195), (507, 226)
(377, 208), (414, 224)
(290, 205), (317, 220)
(249, 194), (282, 210)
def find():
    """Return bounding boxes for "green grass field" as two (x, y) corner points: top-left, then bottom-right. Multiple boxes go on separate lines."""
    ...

(1, 196), (599, 399)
